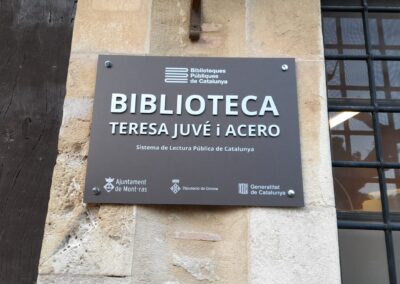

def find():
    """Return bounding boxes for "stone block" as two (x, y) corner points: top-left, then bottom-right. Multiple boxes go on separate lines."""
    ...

(296, 60), (336, 208)
(39, 204), (136, 276)
(58, 99), (92, 155)
(39, 154), (136, 276)
(92, 0), (142, 12)
(246, 0), (323, 59)
(61, 97), (93, 123)
(149, 0), (246, 56)
(72, 0), (151, 53)
(249, 207), (341, 284)
(66, 54), (98, 99)
(131, 206), (248, 283)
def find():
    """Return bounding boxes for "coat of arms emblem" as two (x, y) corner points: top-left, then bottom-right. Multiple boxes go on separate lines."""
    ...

(170, 179), (181, 194)
(104, 177), (115, 192)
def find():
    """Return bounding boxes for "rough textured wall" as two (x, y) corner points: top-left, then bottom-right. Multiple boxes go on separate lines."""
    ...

(38, 0), (341, 283)
(38, 1), (151, 282)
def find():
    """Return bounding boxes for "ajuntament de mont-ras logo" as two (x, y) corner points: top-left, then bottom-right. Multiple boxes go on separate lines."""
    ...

(104, 177), (115, 193)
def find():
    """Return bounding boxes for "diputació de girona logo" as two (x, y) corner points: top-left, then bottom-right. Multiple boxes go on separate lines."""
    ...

(170, 179), (181, 194)
(104, 177), (115, 193)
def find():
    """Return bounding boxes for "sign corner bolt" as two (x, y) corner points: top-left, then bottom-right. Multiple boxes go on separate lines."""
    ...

(92, 187), (101, 195)
(104, 60), (113, 69)
(287, 189), (295, 198)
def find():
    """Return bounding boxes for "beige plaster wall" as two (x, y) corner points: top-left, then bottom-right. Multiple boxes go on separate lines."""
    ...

(38, 0), (341, 283)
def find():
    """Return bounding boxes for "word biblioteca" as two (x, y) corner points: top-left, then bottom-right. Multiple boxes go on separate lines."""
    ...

(110, 93), (280, 117)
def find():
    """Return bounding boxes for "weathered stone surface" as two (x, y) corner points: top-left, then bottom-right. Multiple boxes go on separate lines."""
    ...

(173, 254), (219, 282)
(39, 201), (136, 276)
(174, 231), (222, 242)
(72, 0), (151, 53)
(39, 144), (135, 276)
(66, 54), (98, 99)
(149, 0), (246, 56)
(62, 97), (93, 123)
(131, 206), (248, 284)
(249, 207), (341, 284)
(57, 97), (92, 155)
(246, 0), (323, 59)
(93, 0), (142, 12)
(37, 274), (132, 284)
(39, 0), (149, 278)
(296, 60), (336, 208)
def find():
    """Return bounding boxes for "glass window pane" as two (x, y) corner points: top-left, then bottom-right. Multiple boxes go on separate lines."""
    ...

(323, 12), (366, 55)
(384, 169), (400, 214)
(333, 167), (382, 212)
(369, 13), (400, 56)
(379, 113), (400, 162)
(339, 229), (389, 284)
(326, 60), (371, 100)
(374, 61), (400, 100)
(330, 112), (376, 161)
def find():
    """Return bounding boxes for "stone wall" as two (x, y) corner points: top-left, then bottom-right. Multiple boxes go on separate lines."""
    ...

(38, 0), (341, 283)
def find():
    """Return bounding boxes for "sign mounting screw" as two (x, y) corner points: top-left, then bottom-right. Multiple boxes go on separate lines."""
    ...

(104, 60), (113, 68)
(92, 187), (101, 195)
(287, 189), (295, 198)
(281, 64), (289, 72)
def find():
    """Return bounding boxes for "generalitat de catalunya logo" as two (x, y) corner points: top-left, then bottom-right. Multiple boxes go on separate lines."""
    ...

(238, 183), (249, 195)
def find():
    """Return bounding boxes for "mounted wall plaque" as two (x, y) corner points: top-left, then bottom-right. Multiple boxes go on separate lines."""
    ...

(84, 55), (304, 207)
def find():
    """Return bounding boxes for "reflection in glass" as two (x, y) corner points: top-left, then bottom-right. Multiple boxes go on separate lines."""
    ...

(384, 169), (400, 213)
(369, 13), (400, 56)
(326, 60), (370, 100)
(339, 229), (389, 284)
(322, 12), (365, 55)
(374, 61), (400, 100)
(330, 112), (376, 161)
(379, 113), (400, 163)
(333, 167), (381, 212)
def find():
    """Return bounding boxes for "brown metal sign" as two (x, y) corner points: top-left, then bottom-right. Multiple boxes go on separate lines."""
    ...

(84, 55), (304, 207)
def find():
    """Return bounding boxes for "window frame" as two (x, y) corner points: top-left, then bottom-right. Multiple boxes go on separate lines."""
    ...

(322, 1), (400, 283)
